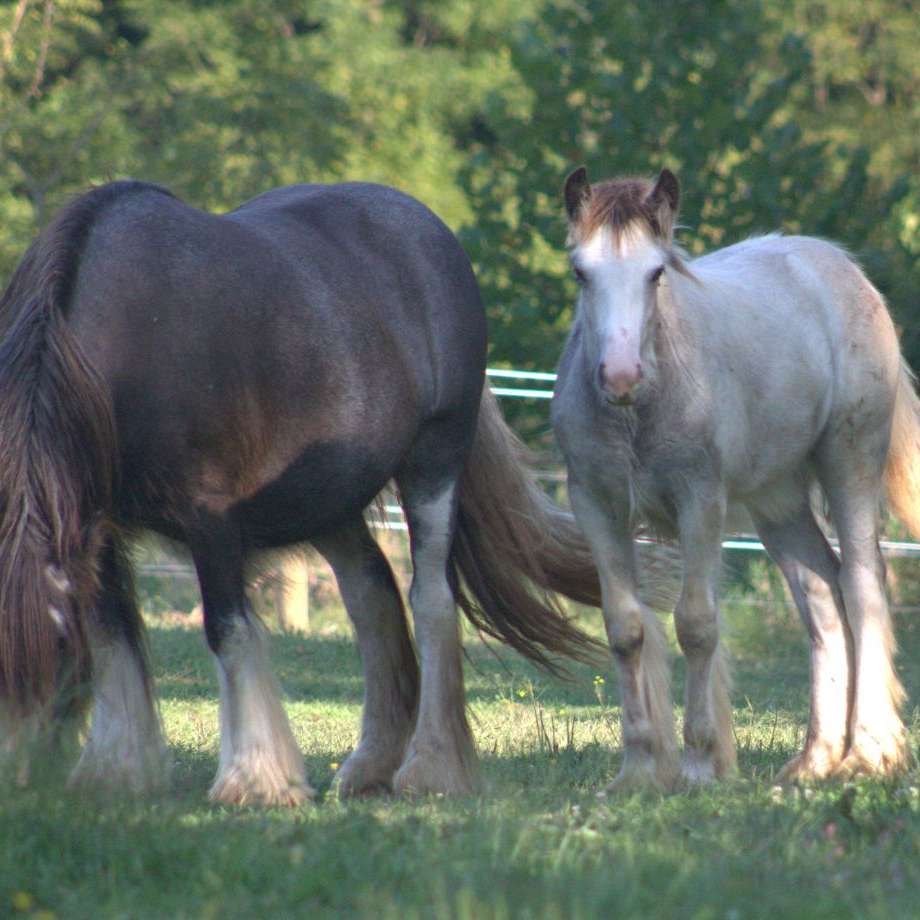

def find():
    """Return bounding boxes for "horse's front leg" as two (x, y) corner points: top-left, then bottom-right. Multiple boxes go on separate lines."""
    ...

(570, 484), (679, 793)
(675, 491), (736, 785)
(190, 517), (313, 807)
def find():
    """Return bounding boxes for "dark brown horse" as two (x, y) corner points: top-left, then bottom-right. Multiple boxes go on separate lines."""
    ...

(0, 180), (603, 804)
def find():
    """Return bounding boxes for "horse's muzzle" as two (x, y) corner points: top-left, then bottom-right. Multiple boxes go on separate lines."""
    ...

(598, 360), (643, 405)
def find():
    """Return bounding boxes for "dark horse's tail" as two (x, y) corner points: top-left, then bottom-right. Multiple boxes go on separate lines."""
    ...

(451, 388), (607, 674)
(0, 186), (128, 717)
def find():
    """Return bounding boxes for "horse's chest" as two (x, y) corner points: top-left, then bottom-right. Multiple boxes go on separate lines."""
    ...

(572, 439), (681, 534)
(630, 422), (719, 530)
(631, 457), (681, 534)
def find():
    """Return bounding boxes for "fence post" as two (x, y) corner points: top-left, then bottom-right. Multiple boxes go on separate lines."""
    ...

(274, 556), (310, 633)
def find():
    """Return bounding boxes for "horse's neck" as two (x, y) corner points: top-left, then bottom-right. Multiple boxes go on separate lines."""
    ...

(648, 280), (703, 408)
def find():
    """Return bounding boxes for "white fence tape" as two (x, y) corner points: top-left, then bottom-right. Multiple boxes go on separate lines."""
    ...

(486, 368), (556, 399)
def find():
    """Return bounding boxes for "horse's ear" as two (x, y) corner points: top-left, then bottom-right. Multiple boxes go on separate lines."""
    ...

(564, 166), (591, 222)
(647, 168), (680, 217)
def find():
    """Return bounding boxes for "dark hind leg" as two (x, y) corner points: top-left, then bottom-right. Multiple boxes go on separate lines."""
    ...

(313, 518), (419, 798)
(190, 515), (312, 806)
(752, 498), (852, 781)
(392, 440), (478, 797)
(69, 537), (170, 793)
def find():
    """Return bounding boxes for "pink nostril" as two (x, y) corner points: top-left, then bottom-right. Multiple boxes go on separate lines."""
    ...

(599, 361), (642, 399)
(608, 373), (636, 398)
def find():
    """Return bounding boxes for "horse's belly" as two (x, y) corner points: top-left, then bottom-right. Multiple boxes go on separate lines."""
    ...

(232, 439), (400, 547)
(733, 473), (817, 525)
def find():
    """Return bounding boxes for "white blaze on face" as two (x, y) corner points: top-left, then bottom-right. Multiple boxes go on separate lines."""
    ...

(574, 224), (664, 400)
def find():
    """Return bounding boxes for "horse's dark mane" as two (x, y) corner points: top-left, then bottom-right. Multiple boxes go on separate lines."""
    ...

(0, 180), (172, 713)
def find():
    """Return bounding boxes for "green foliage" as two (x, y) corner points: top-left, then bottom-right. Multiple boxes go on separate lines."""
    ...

(0, 0), (531, 278)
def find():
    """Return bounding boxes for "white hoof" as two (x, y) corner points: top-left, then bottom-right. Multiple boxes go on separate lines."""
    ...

(209, 749), (314, 807)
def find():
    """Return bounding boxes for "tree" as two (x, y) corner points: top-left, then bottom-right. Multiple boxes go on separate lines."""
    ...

(0, 0), (536, 280)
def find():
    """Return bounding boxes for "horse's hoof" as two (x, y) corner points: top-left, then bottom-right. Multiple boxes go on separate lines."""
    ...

(605, 773), (661, 796)
(834, 735), (911, 779)
(776, 743), (844, 785)
(393, 749), (478, 797)
(332, 749), (399, 799)
(68, 732), (172, 796)
(68, 756), (172, 796)
(606, 755), (675, 795)
(209, 772), (314, 807)
(679, 756), (717, 788)
(208, 752), (315, 807)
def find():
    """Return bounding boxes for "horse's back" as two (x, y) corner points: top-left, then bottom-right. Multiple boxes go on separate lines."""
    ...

(688, 234), (900, 397)
(72, 181), (483, 383)
(670, 234), (900, 506)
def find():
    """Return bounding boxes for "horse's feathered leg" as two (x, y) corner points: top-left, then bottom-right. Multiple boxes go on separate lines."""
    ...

(753, 502), (852, 782)
(569, 483), (679, 793)
(818, 445), (909, 777)
(69, 538), (169, 794)
(313, 519), (419, 798)
(393, 477), (478, 796)
(674, 489), (735, 785)
(190, 516), (312, 807)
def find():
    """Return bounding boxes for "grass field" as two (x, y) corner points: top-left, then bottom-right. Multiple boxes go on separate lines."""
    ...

(3, 593), (920, 919)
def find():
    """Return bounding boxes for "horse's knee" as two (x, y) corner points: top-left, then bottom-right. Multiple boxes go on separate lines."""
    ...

(202, 603), (251, 656)
(675, 589), (718, 655)
(837, 559), (884, 600)
(409, 576), (453, 616)
(408, 577), (458, 666)
(605, 603), (644, 659)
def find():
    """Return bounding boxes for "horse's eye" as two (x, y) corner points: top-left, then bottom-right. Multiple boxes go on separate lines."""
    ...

(573, 265), (588, 286)
(649, 266), (665, 285)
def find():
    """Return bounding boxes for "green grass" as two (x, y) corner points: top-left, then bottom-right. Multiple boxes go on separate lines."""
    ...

(3, 604), (920, 919)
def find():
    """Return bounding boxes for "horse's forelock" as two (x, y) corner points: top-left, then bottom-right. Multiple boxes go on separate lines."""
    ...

(569, 177), (675, 249)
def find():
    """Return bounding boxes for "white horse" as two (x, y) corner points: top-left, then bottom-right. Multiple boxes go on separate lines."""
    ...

(552, 166), (919, 790)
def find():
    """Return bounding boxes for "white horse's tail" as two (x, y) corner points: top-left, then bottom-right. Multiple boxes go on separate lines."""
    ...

(884, 359), (920, 538)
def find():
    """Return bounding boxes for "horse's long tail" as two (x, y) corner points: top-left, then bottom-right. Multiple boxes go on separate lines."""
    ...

(0, 194), (119, 718)
(885, 359), (920, 539)
(450, 388), (608, 674)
